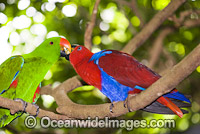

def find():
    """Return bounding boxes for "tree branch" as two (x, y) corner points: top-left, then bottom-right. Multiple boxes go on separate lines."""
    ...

(40, 76), (83, 106)
(84, 0), (101, 50)
(130, 0), (144, 27)
(0, 96), (71, 120)
(116, 1), (137, 35)
(122, 0), (186, 54)
(169, 9), (200, 27)
(183, 19), (200, 28)
(148, 27), (174, 69)
(115, 0), (145, 28)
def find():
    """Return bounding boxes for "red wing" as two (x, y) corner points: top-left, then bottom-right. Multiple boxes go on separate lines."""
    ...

(98, 50), (161, 88)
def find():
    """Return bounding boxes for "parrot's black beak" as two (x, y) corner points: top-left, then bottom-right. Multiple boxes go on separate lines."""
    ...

(60, 44), (77, 61)
(65, 54), (70, 61)
(60, 50), (70, 60)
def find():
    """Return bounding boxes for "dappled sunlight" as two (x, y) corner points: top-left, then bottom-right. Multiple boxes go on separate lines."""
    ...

(12, 15), (31, 29)
(196, 66), (200, 73)
(91, 47), (101, 53)
(168, 42), (185, 56)
(41, 95), (55, 108)
(0, 42), (12, 64)
(101, 35), (113, 45)
(10, 31), (21, 46)
(152, 0), (171, 10)
(0, 3), (5, 11)
(93, 36), (101, 45)
(44, 2), (56, 12)
(131, 16), (140, 27)
(183, 31), (194, 41)
(100, 8), (115, 23)
(26, 7), (37, 17)
(44, 70), (53, 80)
(30, 24), (47, 37)
(33, 12), (45, 23)
(99, 21), (110, 31)
(0, 13), (7, 24)
(17, 0), (30, 10)
(62, 4), (77, 17)
(47, 31), (59, 38)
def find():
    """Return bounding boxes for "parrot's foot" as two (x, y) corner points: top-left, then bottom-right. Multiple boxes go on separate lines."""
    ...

(124, 96), (132, 112)
(109, 102), (114, 113)
(11, 98), (28, 114)
(32, 103), (39, 117)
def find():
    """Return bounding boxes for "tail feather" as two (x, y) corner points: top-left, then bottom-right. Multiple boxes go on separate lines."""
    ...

(142, 100), (189, 114)
(157, 97), (184, 118)
(163, 89), (191, 103)
(0, 108), (22, 128)
(130, 86), (191, 117)
(170, 98), (191, 108)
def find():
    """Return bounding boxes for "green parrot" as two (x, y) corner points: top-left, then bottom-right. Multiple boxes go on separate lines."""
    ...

(0, 37), (71, 127)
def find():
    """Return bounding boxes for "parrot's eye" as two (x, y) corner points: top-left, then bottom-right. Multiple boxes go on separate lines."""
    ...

(77, 46), (82, 51)
(50, 42), (53, 45)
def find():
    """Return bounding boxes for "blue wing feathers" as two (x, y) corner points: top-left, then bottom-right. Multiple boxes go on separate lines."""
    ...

(10, 56), (24, 84)
(89, 50), (112, 64)
(133, 85), (190, 103)
(134, 85), (145, 90)
(163, 92), (191, 103)
(0, 90), (6, 95)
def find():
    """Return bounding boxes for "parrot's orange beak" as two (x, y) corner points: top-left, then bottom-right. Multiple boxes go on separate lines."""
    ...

(60, 38), (71, 54)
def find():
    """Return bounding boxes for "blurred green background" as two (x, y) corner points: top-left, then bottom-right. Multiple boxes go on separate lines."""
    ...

(0, 0), (200, 133)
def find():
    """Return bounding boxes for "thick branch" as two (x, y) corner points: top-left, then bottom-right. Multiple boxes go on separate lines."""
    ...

(184, 19), (200, 28)
(148, 27), (174, 68)
(84, 0), (101, 50)
(122, 0), (186, 54)
(40, 76), (83, 106)
(0, 96), (70, 120)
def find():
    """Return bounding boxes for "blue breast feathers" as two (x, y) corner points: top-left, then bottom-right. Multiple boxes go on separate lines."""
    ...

(100, 69), (133, 102)
(89, 50), (133, 102)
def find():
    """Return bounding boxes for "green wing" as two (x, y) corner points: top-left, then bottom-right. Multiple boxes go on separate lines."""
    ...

(0, 56), (24, 94)
(0, 56), (24, 127)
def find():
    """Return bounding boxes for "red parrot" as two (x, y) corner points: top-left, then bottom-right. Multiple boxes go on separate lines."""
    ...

(66, 45), (190, 118)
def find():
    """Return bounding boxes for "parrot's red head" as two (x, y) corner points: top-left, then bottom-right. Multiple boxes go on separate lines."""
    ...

(68, 45), (93, 66)
(60, 38), (72, 57)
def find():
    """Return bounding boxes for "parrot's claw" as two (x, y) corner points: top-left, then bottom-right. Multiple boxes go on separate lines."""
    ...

(11, 98), (28, 114)
(109, 102), (114, 113)
(124, 100), (127, 108)
(32, 103), (40, 117)
(124, 96), (132, 112)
